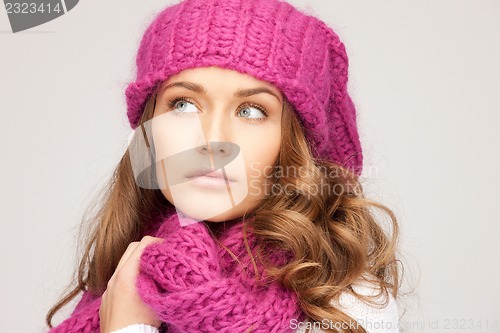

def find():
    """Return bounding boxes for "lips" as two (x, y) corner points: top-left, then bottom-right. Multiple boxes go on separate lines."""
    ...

(186, 168), (236, 182)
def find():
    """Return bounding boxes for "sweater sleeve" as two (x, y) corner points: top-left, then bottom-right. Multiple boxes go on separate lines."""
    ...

(292, 279), (400, 333)
(110, 323), (159, 333)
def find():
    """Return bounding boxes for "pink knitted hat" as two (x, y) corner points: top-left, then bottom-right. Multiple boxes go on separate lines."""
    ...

(125, 0), (363, 176)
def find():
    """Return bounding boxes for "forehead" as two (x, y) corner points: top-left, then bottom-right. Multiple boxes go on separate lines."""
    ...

(157, 66), (282, 97)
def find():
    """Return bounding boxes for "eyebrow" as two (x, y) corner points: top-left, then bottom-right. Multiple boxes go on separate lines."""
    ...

(161, 81), (282, 103)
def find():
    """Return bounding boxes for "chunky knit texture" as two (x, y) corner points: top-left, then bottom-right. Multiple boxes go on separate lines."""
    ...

(125, 0), (363, 176)
(48, 212), (304, 332)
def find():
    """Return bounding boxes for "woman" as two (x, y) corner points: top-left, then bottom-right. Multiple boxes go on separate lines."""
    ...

(46, 0), (402, 332)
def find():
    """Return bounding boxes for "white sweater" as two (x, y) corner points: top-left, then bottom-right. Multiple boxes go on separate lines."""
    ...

(111, 278), (400, 333)
(293, 277), (400, 333)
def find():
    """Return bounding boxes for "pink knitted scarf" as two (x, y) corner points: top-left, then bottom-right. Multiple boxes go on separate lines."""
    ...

(48, 211), (304, 332)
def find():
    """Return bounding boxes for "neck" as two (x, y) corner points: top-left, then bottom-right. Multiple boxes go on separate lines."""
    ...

(205, 213), (250, 240)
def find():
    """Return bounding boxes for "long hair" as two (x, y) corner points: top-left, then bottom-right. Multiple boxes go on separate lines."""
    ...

(46, 90), (403, 333)
(246, 97), (402, 333)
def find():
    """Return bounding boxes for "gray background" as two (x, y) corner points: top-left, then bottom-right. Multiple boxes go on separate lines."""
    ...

(1, 0), (499, 332)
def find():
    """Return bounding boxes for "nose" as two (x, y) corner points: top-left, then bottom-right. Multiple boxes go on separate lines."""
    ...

(196, 112), (238, 168)
(197, 141), (240, 172)
(197, 141), (233, 156)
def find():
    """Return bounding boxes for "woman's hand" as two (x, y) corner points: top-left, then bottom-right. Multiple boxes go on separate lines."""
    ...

(99, 236), (164, 333)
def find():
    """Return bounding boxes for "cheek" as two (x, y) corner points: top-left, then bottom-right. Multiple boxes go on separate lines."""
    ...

(240, 128), (281, 186)
(151, 112), (201, 159)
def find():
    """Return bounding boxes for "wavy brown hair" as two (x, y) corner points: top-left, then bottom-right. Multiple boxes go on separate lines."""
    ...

(46, 89), (403, 333)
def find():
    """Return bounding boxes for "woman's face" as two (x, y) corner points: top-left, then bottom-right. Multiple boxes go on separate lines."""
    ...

(150, 66), (283, 223)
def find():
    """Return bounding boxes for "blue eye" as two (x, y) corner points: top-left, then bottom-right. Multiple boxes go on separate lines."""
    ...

(237, 105), (268, 122)
(168, 97), (199, 114)
(167, 97), (269, 122)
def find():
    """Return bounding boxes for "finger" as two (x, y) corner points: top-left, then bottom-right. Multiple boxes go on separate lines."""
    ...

(115, 241), (139, 272)
(121, 236), (164, 273)
(99, 290), (107, 313)
(133, 236), (164, 261)
(115, 237), (163, 274)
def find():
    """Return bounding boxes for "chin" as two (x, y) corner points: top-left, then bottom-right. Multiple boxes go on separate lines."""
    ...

(204, 210), (238, 223)
(163, 183), (262, 223)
